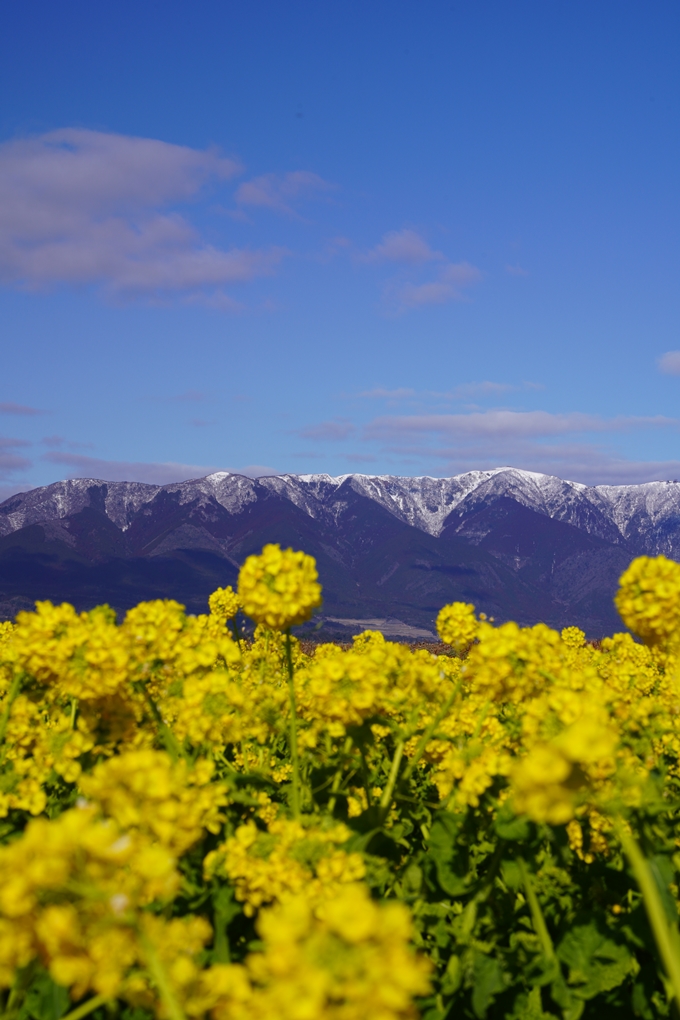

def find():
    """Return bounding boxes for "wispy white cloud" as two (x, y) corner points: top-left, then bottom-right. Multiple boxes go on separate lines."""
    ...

(169, 389), (210, 403)
(42, 451), (219, 484)
(42, 451), (279, 483)
(318, 235), (352, 262)
(238, 465), (280, 477)
(362, 229), (443, 264)
(505, 264), (529, 277)
(181, 290), (247, 312)
(356, 381), (543, 404)
(290, 408), (674, 483)
(0, 482), (32, 502)
(430, 443), (680, 487)
(0, 437), (32, 479)
(388, 262), (482, 310)
(358, 387), (417, 400)
(344, 452), (378, 464)
(365, 410), (677, 442)
(296, 419), (356, 441)
(359, 409), (680, 485)
(0, 402), (45, 415)
(658, 351), (680, 375)
(0, 128), (287, 303)
(235, 171), (335, 215)
(361, 229), (481, 312)
(39, 436), (94, 451)
(451, 381), (515, 398)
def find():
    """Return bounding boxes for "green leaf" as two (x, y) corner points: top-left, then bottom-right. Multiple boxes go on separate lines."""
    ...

(421, 1005), (445, 1020)
(505, 986), (558, 1020)
(557, 919), (636, 1000)
(211, 884), (241, 964)
(399, 862), (423, 897)
(632, 967), (666, 1020)
(120, 1008), (155, 1020)
(649, 855), (679, 923)
(549, 974), (585, 1020)
(500, 858), (523, 891)
(345, 721), (375, 749)
(21, 970), (70, 1020)
(426, 812), (472, 896)
(495, 803), (531, 841)
(471, 952), (507, 1018)
(442, 954), (462, 994)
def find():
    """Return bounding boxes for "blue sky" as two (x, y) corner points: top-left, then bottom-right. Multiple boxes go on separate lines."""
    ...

(1, 0), (680, 496)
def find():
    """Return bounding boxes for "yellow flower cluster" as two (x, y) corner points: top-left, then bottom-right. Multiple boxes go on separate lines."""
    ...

(209, 886), (431, 1020)
(560, 625), (586, 648)
(3, 548), (680, 1019)
(615, 554), (680, 646)
(436, 601), (479, 651)
(511, 715), (618, 824)
(297, 632), (453, 739)
(209, 586), (242, 624)
(0, 695), (97, 814)
(0, 804), (178, 997)
(238, 543), (322, 629)
(9, 601), (129, 699)
(79, 749), (227, 855)
(205, 818), (365, 915)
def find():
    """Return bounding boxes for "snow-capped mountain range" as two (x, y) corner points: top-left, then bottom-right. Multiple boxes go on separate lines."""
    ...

(2, 467), (679, 635)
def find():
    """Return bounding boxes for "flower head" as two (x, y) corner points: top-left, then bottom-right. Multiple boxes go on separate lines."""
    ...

(436, 602), (478, 652)
(238, 544), (322, 630)
(615, 555), (680, 646)
(209, 586), (241, 624)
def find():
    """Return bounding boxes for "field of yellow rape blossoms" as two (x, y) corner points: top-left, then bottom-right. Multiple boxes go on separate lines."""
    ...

(3, 545), (680, 1020)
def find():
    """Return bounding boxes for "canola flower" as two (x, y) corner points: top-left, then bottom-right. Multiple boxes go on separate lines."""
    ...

(237, 543), (322, 630)
(0, 804), (179, 998)
(213, 885), (433, 1020)
(436, 601), (479, 652)
(2, 550), (680, 1019)
(208, 587), (241, 625)
(237, 543), (322, 818)
(205, 818), (365, 915)
(615, 553), (680, 645)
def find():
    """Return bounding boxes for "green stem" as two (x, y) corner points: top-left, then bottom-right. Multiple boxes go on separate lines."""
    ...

(0, 672), (23, 748)
(457, 845), (505, 941)
(359, 746), (373, 808)
(4, 968), (30, 1018)
(285, 630), (300, 818)
(617, 822), (680, 1009)
(328, 736), (353, 814)
(517, 857), (556, 961)
(471, 699), (491, 741)
(139, 930), (187, 1020)
(70, 697), (78, 729)
(213, 904), (231, 964)
(379, 739), (405, 822)
(402, 681), (461, 782)
(60, 993), (109, 1020)
(134, 684), (181, 762)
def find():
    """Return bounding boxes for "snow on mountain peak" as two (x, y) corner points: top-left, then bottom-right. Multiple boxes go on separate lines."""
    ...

(2, 467), (680, 552)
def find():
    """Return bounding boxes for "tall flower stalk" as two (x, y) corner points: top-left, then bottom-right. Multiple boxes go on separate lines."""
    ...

(285, 630), (301, 818)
